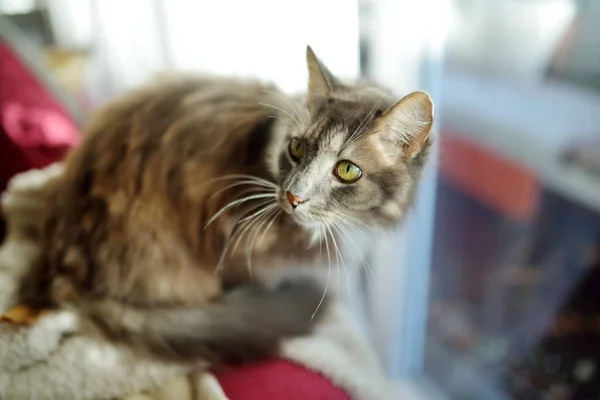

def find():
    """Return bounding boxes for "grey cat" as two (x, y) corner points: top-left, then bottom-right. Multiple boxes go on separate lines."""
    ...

(1, 46), (433, 399)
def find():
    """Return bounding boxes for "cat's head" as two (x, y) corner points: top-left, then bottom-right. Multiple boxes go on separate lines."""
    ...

(266, 46), (433, 230)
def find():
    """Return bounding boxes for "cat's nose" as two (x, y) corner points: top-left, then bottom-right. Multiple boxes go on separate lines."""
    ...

(285, 191), (305, 209)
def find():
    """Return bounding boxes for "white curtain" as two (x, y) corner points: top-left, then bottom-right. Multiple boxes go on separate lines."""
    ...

(45, 0), (360, 105)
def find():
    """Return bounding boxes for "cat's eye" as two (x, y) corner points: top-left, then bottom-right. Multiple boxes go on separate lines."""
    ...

(334, 160), (362, 183)
(289, 138), (306, 161)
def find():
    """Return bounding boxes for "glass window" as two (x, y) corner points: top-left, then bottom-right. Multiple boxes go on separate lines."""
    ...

(363, 1), (600, 398)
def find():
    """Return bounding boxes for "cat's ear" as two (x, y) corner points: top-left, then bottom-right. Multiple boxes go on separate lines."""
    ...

(306, 46), (340, 106)
(376, 91), (434, 158)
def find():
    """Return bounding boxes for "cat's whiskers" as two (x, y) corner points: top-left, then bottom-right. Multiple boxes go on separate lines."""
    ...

(304, 228), (321, 251)
(205, 175), (278, 272)
(216, 218), (251, 272)
(259, 102), (303, 130)
(331, 212), (370, 242)
(343, 102), (381, 150)
(262, 90), (309, 127)
(237, 201), (277, 224)
(204, 174), (278, 189)
(331, 227), (340, 300)
(333, 220), (369, 267)
(216, 201), (277, 272)
(204, 174), (278, 225)
(332, 210), (373, 232)
(258, 209), (281, 245)
(302, 100), (310, 122)
(205, 192), (277, 229)
(318, 225), (323, 256)
(345, 110), (371, 146)
(311, 224), (331, 321)
(331, 220), (375, 296)
(327, 225), (350, 299)
(245, 206), (279, 273)
(209, 180), (276, 202)
(332, 214), (375, 289)
(228, 203), (276, 257)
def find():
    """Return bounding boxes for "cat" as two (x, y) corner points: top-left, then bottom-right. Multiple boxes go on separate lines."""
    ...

(18, 46), (434, 365)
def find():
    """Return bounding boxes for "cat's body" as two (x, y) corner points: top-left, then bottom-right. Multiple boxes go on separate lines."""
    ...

(22, 75), (322, 363)
(20, 47), (434, 365)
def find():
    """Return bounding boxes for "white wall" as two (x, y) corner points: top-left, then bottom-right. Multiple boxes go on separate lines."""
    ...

(46, 0), (360, 103)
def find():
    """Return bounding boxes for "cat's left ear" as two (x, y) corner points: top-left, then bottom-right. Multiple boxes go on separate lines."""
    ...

(376, 91), (434, 158)
(306, 46), (341, 107)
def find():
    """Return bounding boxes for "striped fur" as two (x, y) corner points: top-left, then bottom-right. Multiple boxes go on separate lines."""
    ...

(19, 47), (433, 365)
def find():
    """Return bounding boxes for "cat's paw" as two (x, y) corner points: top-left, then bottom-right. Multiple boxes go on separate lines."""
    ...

(225, 277), (329, 330)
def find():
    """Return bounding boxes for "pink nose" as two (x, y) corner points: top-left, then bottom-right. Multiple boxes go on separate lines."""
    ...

(286, 191), (304, 209)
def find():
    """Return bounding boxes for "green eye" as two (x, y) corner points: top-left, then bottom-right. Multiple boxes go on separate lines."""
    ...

(289, 138), (306, 161)
(334, 160), (362, 183)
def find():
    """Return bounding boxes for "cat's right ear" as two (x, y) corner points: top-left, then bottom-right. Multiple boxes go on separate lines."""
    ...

(375, 91), (434, 158)
(306, 46), (340, 110)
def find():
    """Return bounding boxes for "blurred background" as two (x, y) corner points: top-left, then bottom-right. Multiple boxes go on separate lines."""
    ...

(1, 0), (600, 398)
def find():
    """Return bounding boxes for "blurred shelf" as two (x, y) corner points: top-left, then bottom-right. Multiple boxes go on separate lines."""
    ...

(440, 72), (600, 215)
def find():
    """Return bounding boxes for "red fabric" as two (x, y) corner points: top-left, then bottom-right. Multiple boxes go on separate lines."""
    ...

(215, 360), (350, 400)
(0, 40), (80, 242)
(0, 40), (80, 193)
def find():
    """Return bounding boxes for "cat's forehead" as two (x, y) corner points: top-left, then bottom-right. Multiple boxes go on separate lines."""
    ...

(306, 97), (387, 147)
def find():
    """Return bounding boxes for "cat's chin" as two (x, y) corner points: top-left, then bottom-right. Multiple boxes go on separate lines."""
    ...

(279, 207), (323, 232)
(290, 217), (328, 243)
(288, 219), (324, 245)
(276, 193), (327, 235)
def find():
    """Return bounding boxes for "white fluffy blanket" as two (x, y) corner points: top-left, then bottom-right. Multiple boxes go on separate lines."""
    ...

(0, 165), (400, 400)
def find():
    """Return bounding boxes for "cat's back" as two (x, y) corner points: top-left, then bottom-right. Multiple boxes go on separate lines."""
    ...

(85, 75), (275, 160)
(60, 74), (277, 197)
(38, 75), (279, 304)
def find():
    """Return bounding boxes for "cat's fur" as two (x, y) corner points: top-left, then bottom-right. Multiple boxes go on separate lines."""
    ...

(20, 47), (434, 364)
(0, 166), (392, 400)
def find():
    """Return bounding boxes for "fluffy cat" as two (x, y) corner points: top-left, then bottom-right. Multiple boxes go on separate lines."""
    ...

(18, 46), (434, 365)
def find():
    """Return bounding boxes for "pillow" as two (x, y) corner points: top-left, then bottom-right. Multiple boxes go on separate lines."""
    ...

(0, 39), (80, 241)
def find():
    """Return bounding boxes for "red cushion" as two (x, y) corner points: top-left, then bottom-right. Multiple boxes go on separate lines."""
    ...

(215, 360), (350, 400)
(0, 40), (80, 193)
(0, 39), (80, 242)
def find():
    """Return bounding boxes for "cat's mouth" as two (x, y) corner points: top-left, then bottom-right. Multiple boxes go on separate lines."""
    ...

(277, 191), (310, 223)
(277, 193), (326, 230)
